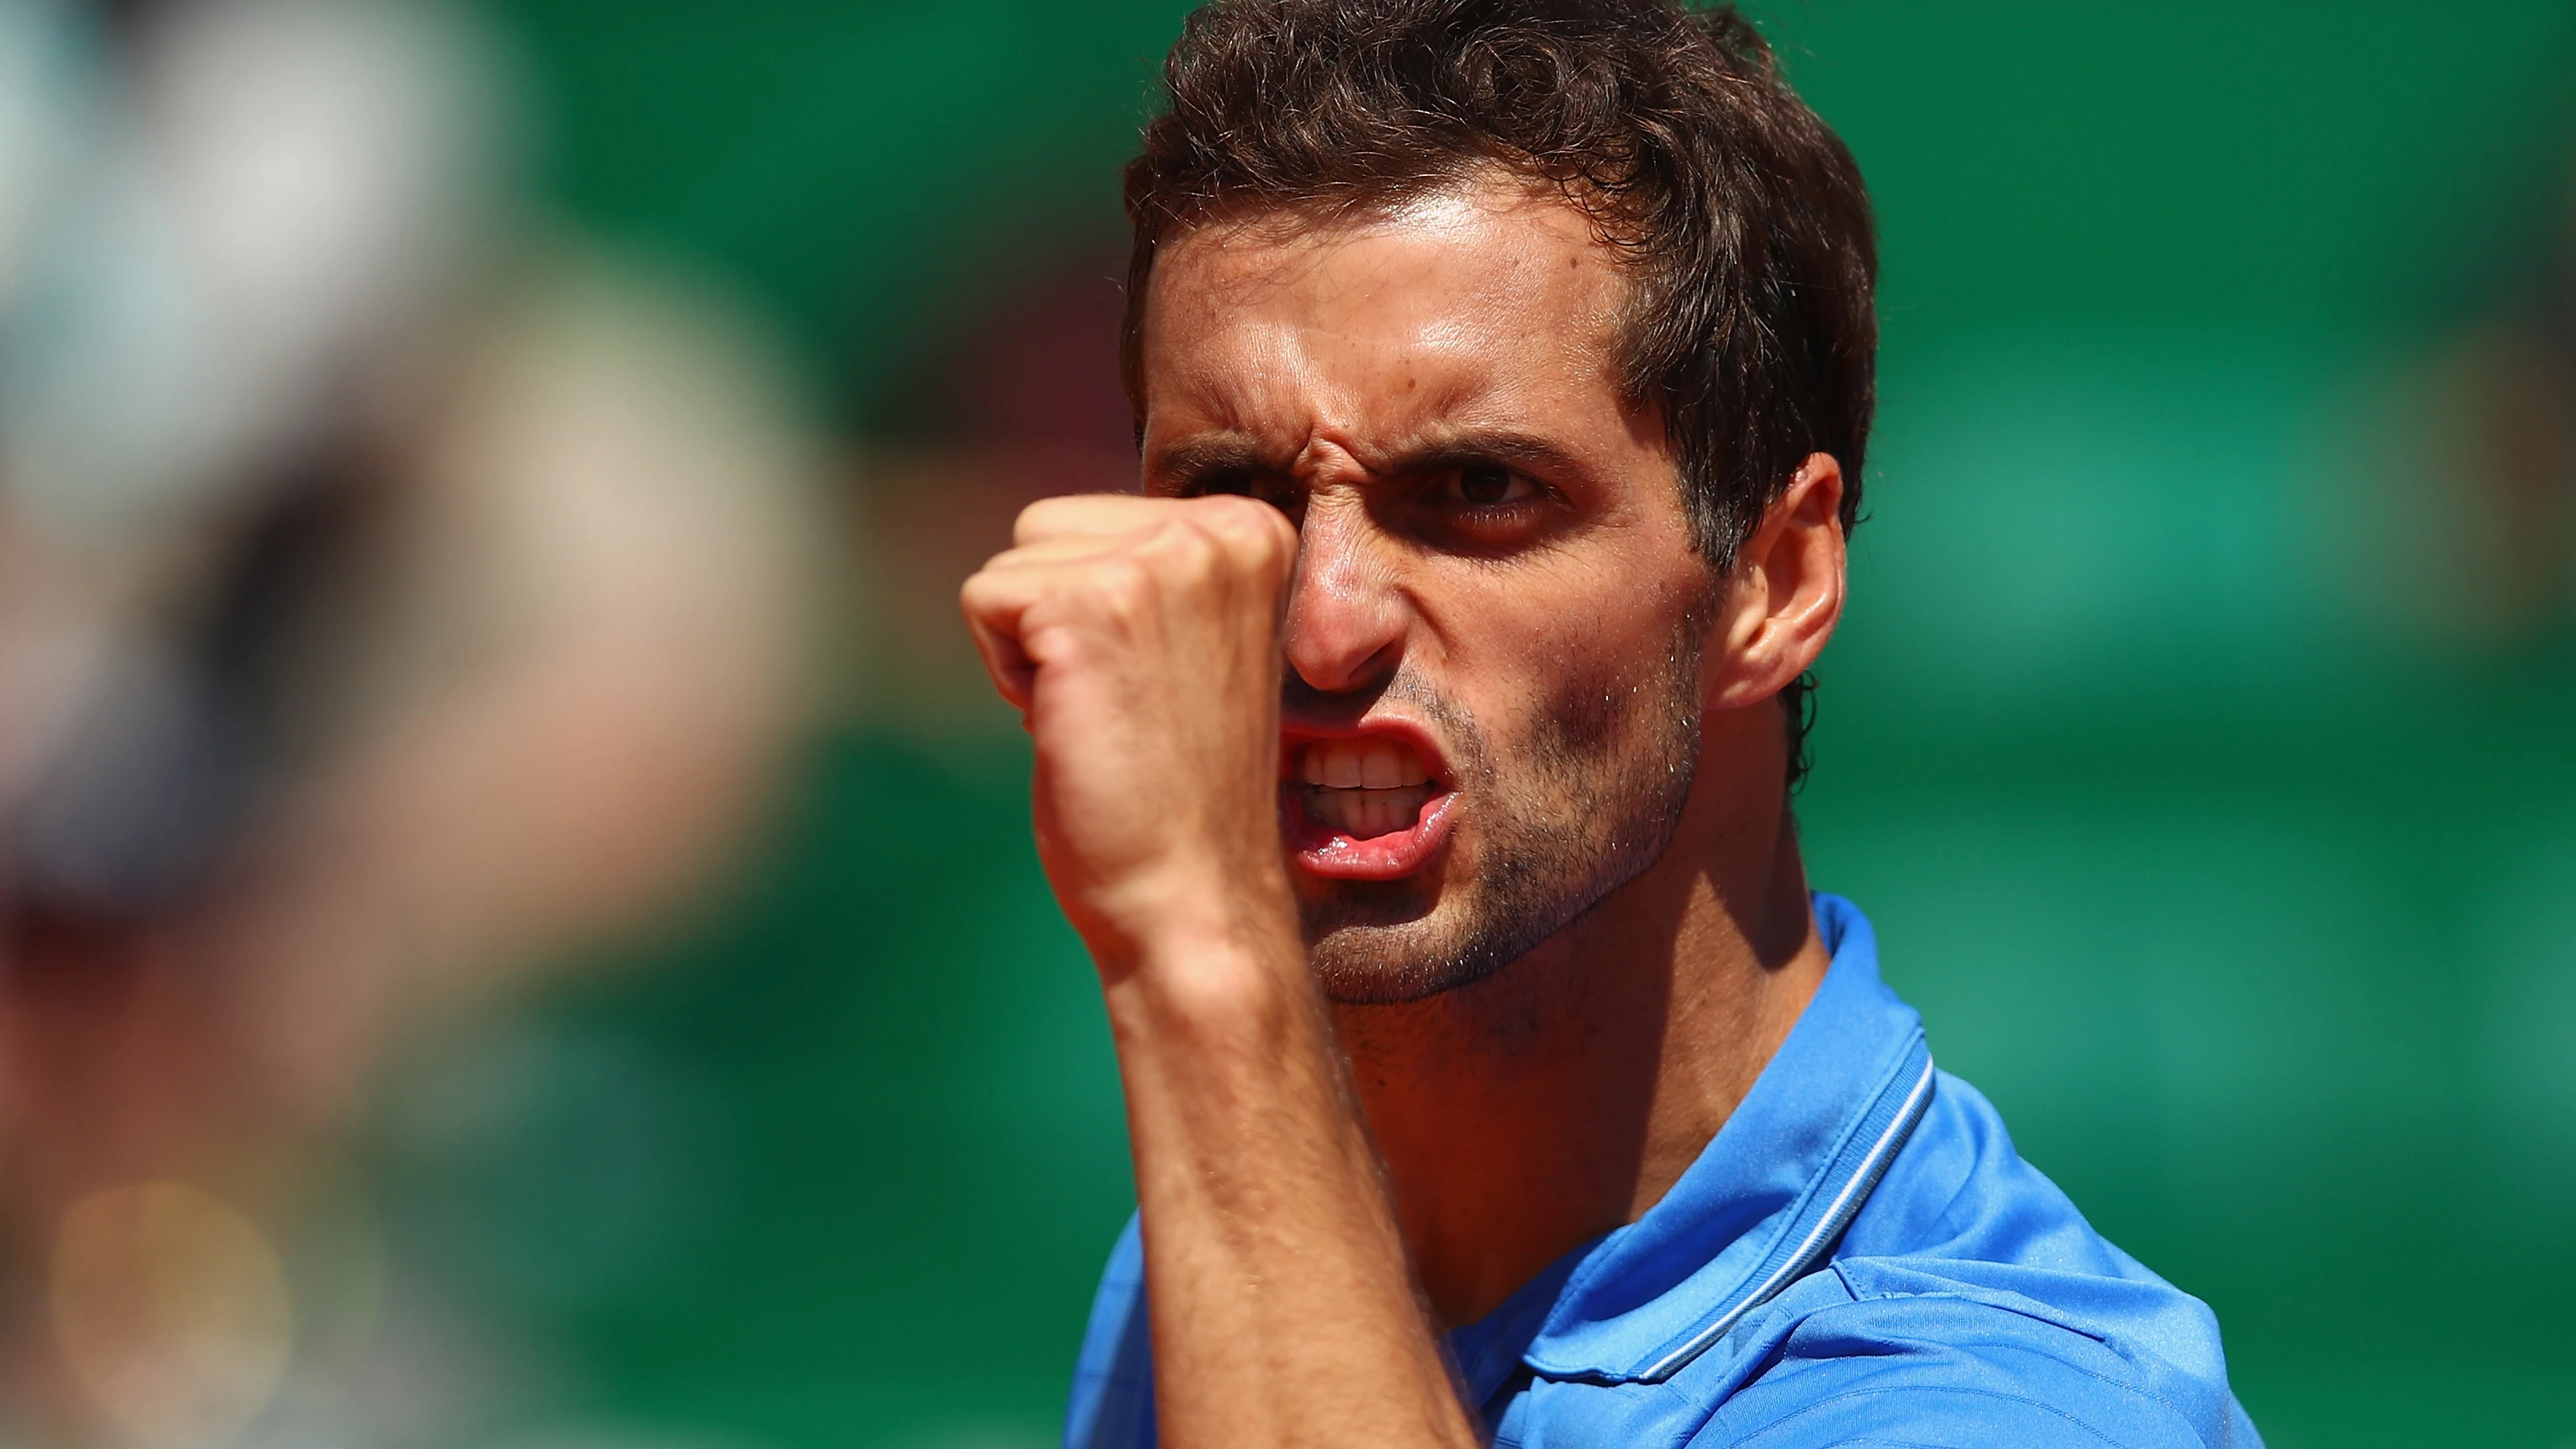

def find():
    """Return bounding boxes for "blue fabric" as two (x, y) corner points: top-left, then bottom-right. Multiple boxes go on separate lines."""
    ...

(1063, 895), (2262, 1448)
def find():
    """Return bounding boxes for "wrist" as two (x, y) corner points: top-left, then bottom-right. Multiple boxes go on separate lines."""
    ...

(1096, 897), (1312, 1042)
(1078, 850), (1298, 973)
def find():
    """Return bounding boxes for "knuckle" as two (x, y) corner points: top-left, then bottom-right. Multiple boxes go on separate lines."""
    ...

(1254, 509), (1298, 572)
(1022, 620), (1081, 665)
(1010, 498), (1066, 546)
(1146, 518), (1224, 583)
(958, 568), (1005, 615)
(1195, 491), (1266, 533)
(1013, 490), (1125, 545)
(1093, 554), (1154, 615)
(1203, 494), (1297, 569)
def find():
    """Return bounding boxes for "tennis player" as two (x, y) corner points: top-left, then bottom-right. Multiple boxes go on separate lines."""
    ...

(962, 3), (2261, 1444)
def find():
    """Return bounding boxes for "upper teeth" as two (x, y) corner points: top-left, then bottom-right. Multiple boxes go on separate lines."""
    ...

(1299, 739), (1431, 789)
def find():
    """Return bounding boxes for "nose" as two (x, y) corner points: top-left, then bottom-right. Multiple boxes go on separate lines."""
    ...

(1282, 495), (1405, 698)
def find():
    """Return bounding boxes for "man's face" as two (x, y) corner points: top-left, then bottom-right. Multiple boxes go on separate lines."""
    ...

(1139, 178), (1720, 1004)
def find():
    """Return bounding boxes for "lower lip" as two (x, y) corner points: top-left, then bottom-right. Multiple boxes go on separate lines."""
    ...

(1282, 786), (1457, 881)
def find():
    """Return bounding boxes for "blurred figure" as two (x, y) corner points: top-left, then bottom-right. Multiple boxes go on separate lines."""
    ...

(0, 1), (820, 1443)
(2334, 149), (2576, 645)
(861, 258), (1136, 737)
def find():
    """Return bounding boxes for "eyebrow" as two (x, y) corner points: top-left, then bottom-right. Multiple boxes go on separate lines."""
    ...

(1396, 429), (1588, 482)
(1149, 433), (1280, 491)
(1148, 428), (1591, 490)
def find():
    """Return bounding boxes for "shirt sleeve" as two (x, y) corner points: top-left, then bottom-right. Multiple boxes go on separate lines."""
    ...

(1064, 1213), (1157, 1449)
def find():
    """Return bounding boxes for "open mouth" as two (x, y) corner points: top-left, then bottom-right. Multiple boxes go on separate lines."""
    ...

(1282, 732), (1456, 881)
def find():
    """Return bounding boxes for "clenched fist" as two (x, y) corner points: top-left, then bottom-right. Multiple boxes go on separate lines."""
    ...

(960, 493), (1302, 981)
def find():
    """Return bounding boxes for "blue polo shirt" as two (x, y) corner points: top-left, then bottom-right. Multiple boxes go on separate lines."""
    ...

(1064, 894), (2264, 1448)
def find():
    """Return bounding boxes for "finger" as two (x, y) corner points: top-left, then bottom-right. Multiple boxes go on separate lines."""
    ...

(990, 508), (1289, 594)
(1183, 493), (1300, 572)
(975, 528), (1158, 576)
(958, 568), (1045, 712)
(1013, 492), (1169, 547)
(1171, 494), (1300, 610)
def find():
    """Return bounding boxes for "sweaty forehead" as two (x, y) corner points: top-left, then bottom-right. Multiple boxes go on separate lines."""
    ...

(1139, 180), (1631, 456)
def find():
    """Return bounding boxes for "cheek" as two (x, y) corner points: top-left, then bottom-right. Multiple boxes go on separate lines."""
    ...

(1532, 656), (1641, 760)
(1414, 557), (1704, 762)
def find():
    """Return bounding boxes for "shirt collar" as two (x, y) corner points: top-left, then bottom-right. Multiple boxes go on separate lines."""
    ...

(1448, 893), (1936, 1397)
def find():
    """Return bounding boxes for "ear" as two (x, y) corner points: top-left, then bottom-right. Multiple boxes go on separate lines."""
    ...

(1706, 452), (1847, 711)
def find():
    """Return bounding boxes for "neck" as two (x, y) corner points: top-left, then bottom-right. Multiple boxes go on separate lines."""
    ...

(1329, 757), (1832, 1330)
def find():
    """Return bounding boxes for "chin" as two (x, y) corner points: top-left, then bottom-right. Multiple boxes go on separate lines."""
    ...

(1301, 810), (1685, 1006)
(1298, 879), (1457, 1003)
(1302, 894), (1541, 1006)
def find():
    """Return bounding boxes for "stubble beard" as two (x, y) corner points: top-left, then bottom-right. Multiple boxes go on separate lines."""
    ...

(1301, 618), (1710, 1006)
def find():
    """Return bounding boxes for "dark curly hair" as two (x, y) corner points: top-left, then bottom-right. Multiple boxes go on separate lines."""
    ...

(1120, 0), (1875, 790)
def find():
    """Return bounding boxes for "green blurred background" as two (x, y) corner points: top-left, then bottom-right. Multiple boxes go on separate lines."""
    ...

(392, 3), (2576, 1446)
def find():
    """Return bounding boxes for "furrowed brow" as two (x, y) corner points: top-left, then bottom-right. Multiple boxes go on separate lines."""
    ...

(1148, 433), (1278, 494)
(1390, 430), (1587, 480)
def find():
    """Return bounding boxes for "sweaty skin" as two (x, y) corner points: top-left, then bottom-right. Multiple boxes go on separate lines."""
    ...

(962, 176), (1848, 1448)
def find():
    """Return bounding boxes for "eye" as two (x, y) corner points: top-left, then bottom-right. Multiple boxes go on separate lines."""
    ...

(1174, 467), (1306, 522)
(1446, 462), (1538, 506)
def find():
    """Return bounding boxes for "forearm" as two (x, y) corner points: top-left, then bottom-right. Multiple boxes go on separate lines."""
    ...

(957, 494), (1468, 1441)
(1103, 924), (1481, 1449)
